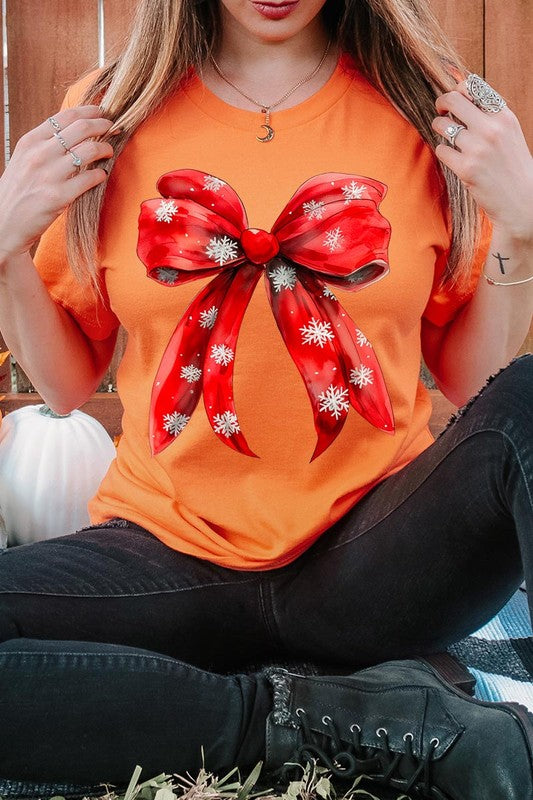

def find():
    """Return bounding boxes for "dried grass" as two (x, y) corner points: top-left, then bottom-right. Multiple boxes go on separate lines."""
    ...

(44, 759), (411, 800)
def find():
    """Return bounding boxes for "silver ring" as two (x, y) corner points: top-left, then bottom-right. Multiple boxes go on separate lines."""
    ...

(47, 116), (62, 133)
(445, 123), (466, 148)
(69, 149), (82, 168)
(466, 73), (507, 114)
(53, 131), (70, 152)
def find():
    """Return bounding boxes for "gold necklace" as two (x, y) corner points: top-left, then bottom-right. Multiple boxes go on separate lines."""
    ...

(210, 39), (332, 143)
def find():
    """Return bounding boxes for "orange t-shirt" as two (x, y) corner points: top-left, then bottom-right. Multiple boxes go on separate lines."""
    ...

(34, 56), (490, 569)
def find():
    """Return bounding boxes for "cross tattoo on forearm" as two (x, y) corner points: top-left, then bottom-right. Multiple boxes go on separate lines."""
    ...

(492, 252), (510, 274)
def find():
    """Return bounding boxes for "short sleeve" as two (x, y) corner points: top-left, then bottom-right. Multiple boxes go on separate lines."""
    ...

(422, 213), (493, 328)
(33, 213), (119, 342)
(33, 70), (119, 342)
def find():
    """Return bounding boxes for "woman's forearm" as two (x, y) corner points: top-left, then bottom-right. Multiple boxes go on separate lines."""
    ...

(430, 75), (533, 406)
(431, 228), (533, 405)
(0, 251), (114, 413)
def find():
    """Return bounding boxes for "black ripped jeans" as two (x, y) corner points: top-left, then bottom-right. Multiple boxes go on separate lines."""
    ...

(0, 355), (531, 785)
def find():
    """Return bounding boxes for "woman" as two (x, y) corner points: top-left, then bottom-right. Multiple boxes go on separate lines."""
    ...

(0, 0), (532, 796)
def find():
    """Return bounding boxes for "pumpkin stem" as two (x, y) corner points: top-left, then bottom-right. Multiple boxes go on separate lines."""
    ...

(39, 405), (71, 419)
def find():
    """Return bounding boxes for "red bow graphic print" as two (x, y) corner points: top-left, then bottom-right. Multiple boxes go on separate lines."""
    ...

(137, 170), (395, 460)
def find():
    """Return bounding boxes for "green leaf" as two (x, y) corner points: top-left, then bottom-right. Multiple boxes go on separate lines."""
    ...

(236, 761), (263, 800)
(123, 764), (143, 800)
(139, 773), (172, 789)
(217, 766), (241, 786)
(153, 788), (178, 800)
(284, 781), (300, 799)
(138, 788), (155, 799)
(314, 777), (332, 800)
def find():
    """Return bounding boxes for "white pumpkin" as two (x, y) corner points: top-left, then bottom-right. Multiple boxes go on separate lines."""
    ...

(0, 404), (117, 546)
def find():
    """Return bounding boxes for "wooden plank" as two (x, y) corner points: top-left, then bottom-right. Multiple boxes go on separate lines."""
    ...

(0, 391), (462, 439)
(0, 335), (10, 396)
(88, 1), (135, 390)
(0, 0), (10, 402)
(485, 0), (533, 353)
(430, 0), (484, 76)
(0, 3), (11, 397)
(103, 0), (138, 60)
(5, 2), (134, 392)
(0, 0), (4, 169)
(0, 0), (9, 404)
(486, 0), (533, 150)
(6, 0), (99, 390)
(2, 393), (124, 437)
(6, 0), (99, 149)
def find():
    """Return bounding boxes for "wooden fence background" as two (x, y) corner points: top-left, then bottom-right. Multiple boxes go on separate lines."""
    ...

(0, 0), (532, 401)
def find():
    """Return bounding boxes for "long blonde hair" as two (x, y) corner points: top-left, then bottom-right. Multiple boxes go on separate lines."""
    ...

(67, 0), (479, 288)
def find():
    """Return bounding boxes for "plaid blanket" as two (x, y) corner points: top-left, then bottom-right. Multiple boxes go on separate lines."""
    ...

(1, 589), (533, 799)
(450, 587), (533, 709)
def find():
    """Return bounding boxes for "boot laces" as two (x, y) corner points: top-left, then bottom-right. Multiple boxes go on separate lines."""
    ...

(282, 707), (448, 800)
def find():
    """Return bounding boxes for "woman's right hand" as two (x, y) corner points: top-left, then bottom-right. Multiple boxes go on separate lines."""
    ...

(0, 106), (116, 262)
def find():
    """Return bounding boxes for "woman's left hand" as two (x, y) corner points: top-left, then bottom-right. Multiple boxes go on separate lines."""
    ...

(432, 79), (533, 241)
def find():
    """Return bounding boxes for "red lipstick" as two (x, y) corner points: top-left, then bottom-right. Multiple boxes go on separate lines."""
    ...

(250, 1), (300, 21)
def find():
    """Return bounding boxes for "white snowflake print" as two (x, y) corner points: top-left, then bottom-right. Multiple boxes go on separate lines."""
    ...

(210, 343), (235, 366)
(355, 328), (372, 348)
(300, 318), (335, 348)
(341, 181), (366, 203)
(322, 285), (337, 300)
(212, 410), (241, 438)
(318, 384), (350, 420)
(162, 411), (190, 436)
(205, 235), (239, 266)
(269, 263), (297, 292)
(199, 305), (218, 329)
(203, 175), (226, 192)
(155, 267), (180, 285)
(180, 364), (202, 383)
(155, 199), (178, 223)
(349, 365), (374, 388)
(323, 227), (344, 253)
(302, 200), (325, 220)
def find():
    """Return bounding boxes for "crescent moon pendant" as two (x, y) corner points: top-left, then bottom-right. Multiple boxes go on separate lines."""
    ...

(256, 124), (274, 143)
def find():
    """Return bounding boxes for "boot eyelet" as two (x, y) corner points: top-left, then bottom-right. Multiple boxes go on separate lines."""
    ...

(295, 707), (306, 717)
(322, 715), (332, 725)
(350, 723), (361, 733)
(403, 732), (414, 742)
(430, 737), (440, 748)
(376, 727), (388, 738)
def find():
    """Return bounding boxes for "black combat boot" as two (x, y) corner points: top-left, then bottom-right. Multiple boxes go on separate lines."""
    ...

(264, 659), (533, 799)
